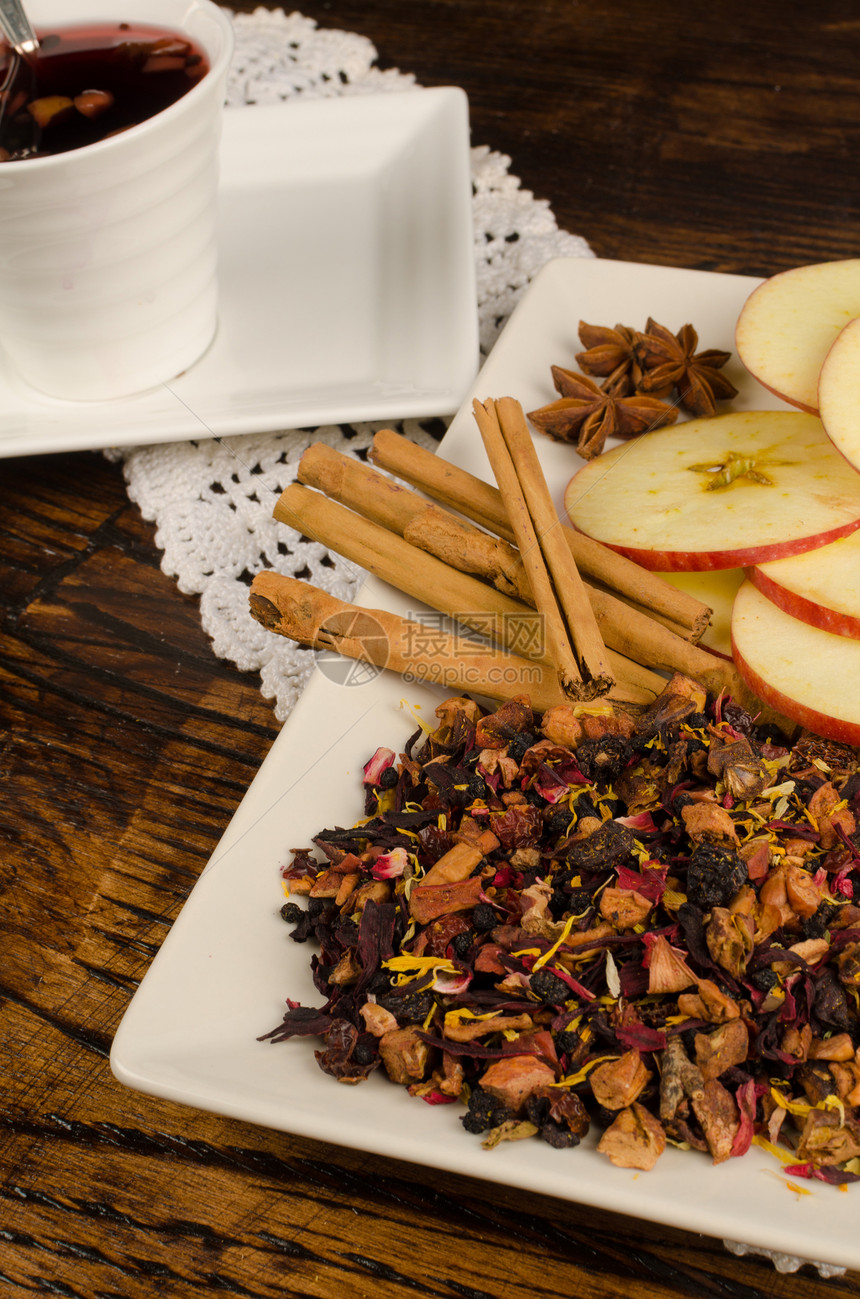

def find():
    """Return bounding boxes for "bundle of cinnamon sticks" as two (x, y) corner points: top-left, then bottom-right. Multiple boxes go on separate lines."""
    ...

(249, 397), (740, 709)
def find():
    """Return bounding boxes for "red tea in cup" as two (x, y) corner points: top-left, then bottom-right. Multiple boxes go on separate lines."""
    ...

(0, 22), (211, 161)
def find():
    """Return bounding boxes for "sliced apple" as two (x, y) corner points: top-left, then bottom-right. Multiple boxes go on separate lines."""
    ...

(662, 569), (744, 659)
(818, 314), (860, 473)
(732, 580), (860, 745)
(735, 259), (860, 413)
(563, 411), (860, 571)
(750, 530), (860, 640)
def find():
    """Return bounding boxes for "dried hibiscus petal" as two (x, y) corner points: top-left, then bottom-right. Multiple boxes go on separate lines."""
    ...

(363, 746), (396, 784)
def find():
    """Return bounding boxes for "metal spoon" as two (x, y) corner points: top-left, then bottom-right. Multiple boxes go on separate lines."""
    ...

(0, 0), (38, 56)
(0, 0), (39, 160)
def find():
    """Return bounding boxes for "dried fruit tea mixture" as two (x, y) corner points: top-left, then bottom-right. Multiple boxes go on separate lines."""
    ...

(263, 674), (860, 1178)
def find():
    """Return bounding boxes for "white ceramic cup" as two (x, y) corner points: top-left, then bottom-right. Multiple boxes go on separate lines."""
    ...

(0, 0), (234, 401)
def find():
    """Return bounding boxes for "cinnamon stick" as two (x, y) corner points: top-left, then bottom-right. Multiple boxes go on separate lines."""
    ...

(368, 427), (711, 642)
(402, 507), (531, 602)
(497, 396), (617, 691)
(369, 427), (508, 536)
(248, 572), (650, 710)
(296, 441), (728, 688)
(604, 591), (701, 643)
(272, 482), (666, 702)
(274, 482), (542, 660)
(584, 584), (732, 687)
(298, 441), (530, 600)
(298, 441), (426, 534)
(473, 397), (614, 700)
(300, 441), (700, 646)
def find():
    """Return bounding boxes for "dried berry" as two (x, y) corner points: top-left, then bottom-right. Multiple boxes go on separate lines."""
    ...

(564, 820), (636, 870)
(461, 1087), (512, 1134)
(539, 1121), (583, 1149)
(685, 842), (747, 909)
(545, 808), (574, 840)
(466, 772), (490, 800)
(353, 1036), (379, 1066)
(471, 903), (498, 932)
(566, 886), (594, 915)
(507, 731), (536, 762)
(377, 989), (435, 1024)
(450, 930), (475, 960)
(549, 884), (571, 920)
(524, 1093), (552, 1126)
(529, 968), (570, 1005)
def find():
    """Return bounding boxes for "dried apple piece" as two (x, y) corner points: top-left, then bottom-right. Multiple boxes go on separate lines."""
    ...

(596, 1102), (666, 1170)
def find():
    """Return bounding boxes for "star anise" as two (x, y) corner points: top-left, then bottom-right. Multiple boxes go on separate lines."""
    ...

(575, 321), (643, 396)
(528, 367), (679, 460)
(634, 318), (738, 417)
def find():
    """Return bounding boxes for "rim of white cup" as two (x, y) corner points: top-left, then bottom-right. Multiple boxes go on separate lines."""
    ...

(0, 0), (235, 171)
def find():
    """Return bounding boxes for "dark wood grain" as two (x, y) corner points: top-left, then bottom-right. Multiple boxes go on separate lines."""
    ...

(3, 3), (860, 1296)
(250, 0), (860, 277)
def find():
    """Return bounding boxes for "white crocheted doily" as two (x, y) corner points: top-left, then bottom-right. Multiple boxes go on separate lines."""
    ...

(112, 6), (591, 721)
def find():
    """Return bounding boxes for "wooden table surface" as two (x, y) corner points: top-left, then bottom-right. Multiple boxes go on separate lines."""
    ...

(3, 2), (860, 1296)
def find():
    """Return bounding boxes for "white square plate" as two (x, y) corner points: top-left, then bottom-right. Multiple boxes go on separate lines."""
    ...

(0, 89), (478, 459)
(112, 258), (856, 1269)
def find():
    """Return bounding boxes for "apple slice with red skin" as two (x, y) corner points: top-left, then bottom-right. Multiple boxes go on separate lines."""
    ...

(819, 315), (860, 473)
(732, 580), (860, 745)
(662, 569), (744, 659)
(563, 410), (860, 571)
(735, 258), (860, 413)
(750, 530), (860, 640)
